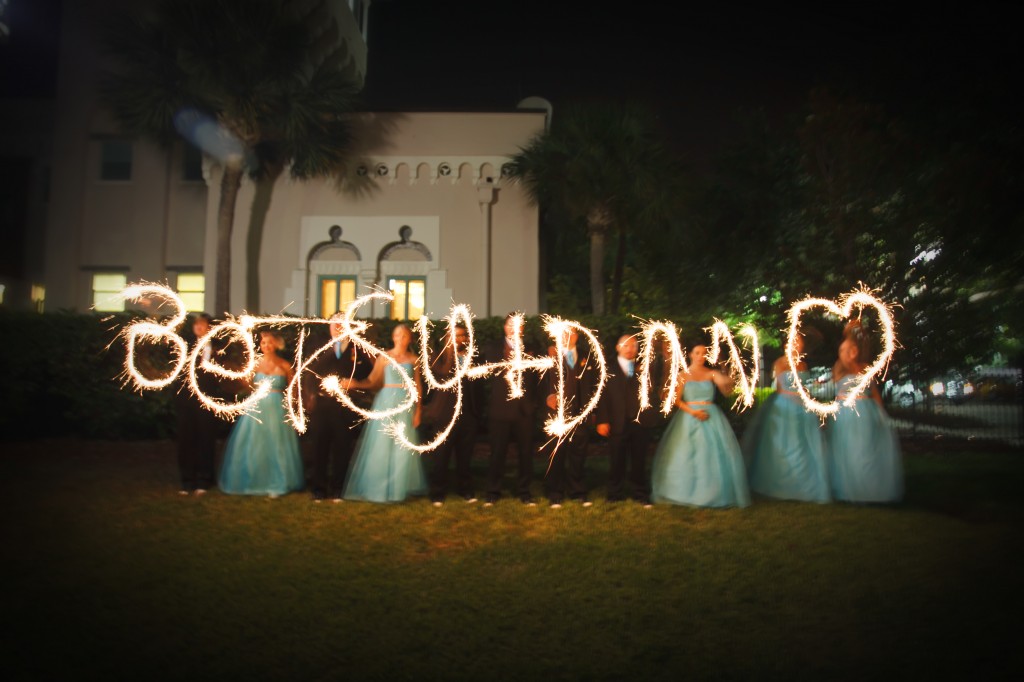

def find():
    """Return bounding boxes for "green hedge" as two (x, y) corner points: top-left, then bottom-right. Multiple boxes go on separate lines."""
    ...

(0, 309), (174, 440)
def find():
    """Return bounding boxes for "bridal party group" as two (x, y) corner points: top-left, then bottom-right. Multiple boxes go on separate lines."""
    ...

(174, 312), (903, 509)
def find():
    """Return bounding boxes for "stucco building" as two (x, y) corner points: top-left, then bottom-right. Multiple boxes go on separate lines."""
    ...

(7, 0), (546, 320)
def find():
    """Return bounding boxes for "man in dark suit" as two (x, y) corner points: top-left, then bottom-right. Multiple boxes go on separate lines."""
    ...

(175, 313), (219, 496)
(543, 327), (601, 508)
(421, 324), (482, 506)
(305, 318), (375, 502)
(596, 334), (659, 507)
(483, 313), (539, 506)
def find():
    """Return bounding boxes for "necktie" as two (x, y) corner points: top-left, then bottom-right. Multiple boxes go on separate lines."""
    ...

(334, 341), (341, 359)
(566, 349), (576, 369)
(627, 361), (635, 377)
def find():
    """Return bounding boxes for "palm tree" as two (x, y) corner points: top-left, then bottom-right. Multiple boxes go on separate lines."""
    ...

(508, 103), (678, 315)
(99, 0), (361, 315)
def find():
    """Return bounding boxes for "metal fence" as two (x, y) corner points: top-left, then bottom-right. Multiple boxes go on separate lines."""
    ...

(749, 361), (1024, 448)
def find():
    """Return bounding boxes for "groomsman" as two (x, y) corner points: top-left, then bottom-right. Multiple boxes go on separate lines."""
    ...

(175, 313), (219, 496)
(484, 313), (539, 506)
(543, 327), (601, 507)
(596, 334), (659, 506)
(421, 324), (482, 506)
(305, 318), (375, 502)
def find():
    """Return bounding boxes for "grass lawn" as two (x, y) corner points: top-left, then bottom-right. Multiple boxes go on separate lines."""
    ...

(3, 438), (1022, 681)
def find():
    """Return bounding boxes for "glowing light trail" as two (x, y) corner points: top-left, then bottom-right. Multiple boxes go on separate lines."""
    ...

(636, 321), (686, 415)
(706, 320), (761, 410)
(785, 286), (897, 419)
(542, 317), (608, 440)
(120, 284), (189, 390)
(116, 283), (898, 451)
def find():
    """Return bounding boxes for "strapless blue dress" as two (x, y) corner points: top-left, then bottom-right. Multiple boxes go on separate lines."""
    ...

(218, 373), (304, 496)
(651, 380), (751, 508)
(344, 362), (427, 503)
(826, 374), (904, 503)
(742, 370), (831, 503)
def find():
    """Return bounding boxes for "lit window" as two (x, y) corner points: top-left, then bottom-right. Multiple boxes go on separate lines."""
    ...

(31, 284), (45, 313)
(177, 273), (205, 312)
(319, 276), (357, 318)
(100, 140), (133, 181)
(92, 273), (127, 311)
(388, 277), (425, 321)
(183, 145), (203, 182)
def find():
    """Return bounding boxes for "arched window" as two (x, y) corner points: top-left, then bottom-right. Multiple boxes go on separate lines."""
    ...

(307, 225), (361, 317)
(378, 225), (431, 321)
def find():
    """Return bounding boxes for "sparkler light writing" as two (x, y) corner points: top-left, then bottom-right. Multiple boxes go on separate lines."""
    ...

(118, 286), (563, 453)
(785, 286), (897, 419)
(117, 282), (899, 450)
(636, 321), (686, 415)
(120, 284), (189, 390)
(319, 292), (419, 421)
(543, 318), (608, 440)
(387, 304), (477, 453)
(463, 313), (555, 398)
(706, 320), (761, 410)
(633, 319), (760, 415)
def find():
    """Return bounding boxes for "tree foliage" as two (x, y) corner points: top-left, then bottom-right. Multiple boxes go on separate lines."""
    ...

(508, 103), (682, 315)
(99, 0), (362, 315)
(688, 88), (1024, 375)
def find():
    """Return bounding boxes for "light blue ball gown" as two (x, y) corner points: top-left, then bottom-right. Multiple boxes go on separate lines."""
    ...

(742, 370), (831, 503)
(218, 373), (304, 496)
(651, 380), (751, 508)
(344, 362), (427, 503)
(826, 374), (904, 503)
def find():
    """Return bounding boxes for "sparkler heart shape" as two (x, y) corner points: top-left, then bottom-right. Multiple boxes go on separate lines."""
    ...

(785, 289), (896, 418)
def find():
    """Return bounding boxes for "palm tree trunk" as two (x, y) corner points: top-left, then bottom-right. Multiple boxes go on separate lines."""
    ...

(589, 227), (606, 315)
(610, 226), (627, 314)
(215, 161), (244, 316)
(246, 168), (282, 313)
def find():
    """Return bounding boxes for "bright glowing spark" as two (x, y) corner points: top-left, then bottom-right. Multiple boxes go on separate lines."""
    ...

(785, 286), (897, 419)
(187, 330), (272, 418)
(319, 292), (418, 420)
(118, 283), (875, 451)
(284, 328), (310, 433)
(706, 320), (761, 410)
(417, 305), (475, 392)
(636, 321), (687, 415)
(388, 305), (477, 453)
(463, 313), (555, 398)
(542, 318), (608, 440)
(120, 284), (189, 390)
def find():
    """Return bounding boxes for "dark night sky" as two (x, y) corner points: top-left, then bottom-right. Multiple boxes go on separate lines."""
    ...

(2, 0), (1020, 165)
(362, 0), (1022, 165)
(0, 0), (63, 98)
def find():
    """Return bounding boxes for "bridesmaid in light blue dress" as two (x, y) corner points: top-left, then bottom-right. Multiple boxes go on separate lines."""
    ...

(652, 342), (751, 508)
(219, 331), (304, 497)
(742, 333), (831, 503)
(827, 327), (903, 503)
(343, 324), (427, 503)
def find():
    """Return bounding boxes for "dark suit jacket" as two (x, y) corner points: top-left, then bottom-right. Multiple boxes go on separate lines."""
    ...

(483, 337), (539, 421)
(307, 338), (375, 414)
(175, 338), (227, 408)
(544, 343), (601, 426)
(421, 348), (484, 428)
(597, 362), (662, 434)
